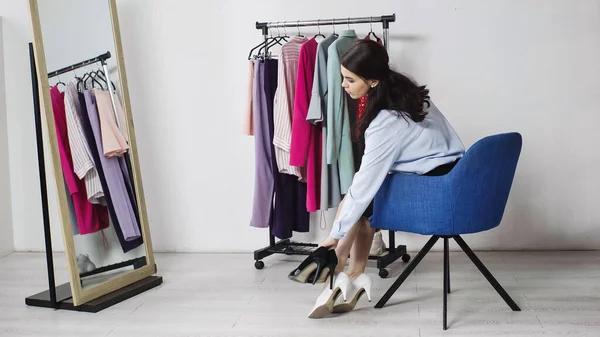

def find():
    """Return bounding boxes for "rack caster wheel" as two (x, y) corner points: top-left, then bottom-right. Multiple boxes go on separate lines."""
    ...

(254, 260), (265, 270)
(284, 247), (294, 255)
(379, 269), (389, 278)
(402, 254), (411, 263)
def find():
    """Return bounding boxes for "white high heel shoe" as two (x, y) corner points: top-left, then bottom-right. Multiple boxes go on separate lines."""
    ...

(307, 272), (351, 319)
(332, 273), (372, 313)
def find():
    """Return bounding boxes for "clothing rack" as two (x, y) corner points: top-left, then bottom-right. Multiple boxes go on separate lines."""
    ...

(25, 42), (161, 312)
(48, 50), (122, 131)
(256, 14), (395, 53)
(251, 14), (411, 278)
(47, 51), (111, 78)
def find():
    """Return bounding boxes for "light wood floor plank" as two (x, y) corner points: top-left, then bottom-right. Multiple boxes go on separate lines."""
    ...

(1, 251), (600, 336)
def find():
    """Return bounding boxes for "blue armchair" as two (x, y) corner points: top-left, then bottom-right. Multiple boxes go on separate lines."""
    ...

(370, 132), (523, 330)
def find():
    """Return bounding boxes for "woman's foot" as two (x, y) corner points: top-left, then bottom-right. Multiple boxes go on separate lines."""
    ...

(332, 273), (372, 313)
(307, 272), (350, 319)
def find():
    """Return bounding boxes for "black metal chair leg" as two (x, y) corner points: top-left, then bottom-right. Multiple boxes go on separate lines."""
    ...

(443, 237), (449, 330)
(375, 236), (440, 308)
(446, 240), (451, 294)
(453, 235), (521, 311)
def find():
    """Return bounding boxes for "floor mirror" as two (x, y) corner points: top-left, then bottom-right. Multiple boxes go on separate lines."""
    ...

(27, 0), (161, 308)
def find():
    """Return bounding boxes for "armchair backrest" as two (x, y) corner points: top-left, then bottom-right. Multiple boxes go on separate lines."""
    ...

(447, 132), (523, 233)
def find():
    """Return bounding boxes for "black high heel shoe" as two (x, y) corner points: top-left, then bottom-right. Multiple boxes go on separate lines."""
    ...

(288, 246), (329, 284)
(307, 249), (338, 288)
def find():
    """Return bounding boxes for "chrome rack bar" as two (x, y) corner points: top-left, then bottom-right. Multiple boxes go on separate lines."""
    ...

(255, 14), (395, 30)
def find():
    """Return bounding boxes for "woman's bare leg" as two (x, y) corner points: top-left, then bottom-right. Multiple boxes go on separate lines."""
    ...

(347, 218), (376, 280)
(333, 219), (362, 274)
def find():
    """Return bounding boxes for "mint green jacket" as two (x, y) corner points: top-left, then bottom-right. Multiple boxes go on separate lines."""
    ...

(326, 30), (358, 194)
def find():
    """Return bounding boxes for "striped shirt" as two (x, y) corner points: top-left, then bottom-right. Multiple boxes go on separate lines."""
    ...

(65, 80), (104, 204)
(273, 36), (307, 180)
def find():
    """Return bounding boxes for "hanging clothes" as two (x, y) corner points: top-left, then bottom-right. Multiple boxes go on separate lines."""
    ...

(266, 59), (310, 239)
(95, 89), (129, 157)
(242, 60), (255, 136)
(307, 34), (342, 211)
(273, 36), (308, 181)
(119, 154), (140, 225)
(249, 56), (310, 239)
(290, 37), (320, 212)
(249, 60), (275, 229)
(64, 178), (79, 236)
(82, 90), (141, 241)
(78, 91), (143, 252)
(326, 30), (359, 194)
(64, 80), (104, 204)
(50, 86), (109, 235)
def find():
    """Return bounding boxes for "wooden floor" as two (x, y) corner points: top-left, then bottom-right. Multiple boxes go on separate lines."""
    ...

(1, 250), (600, 336)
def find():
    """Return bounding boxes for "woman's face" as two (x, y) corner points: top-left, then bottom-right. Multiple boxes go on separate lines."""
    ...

(341, 65), (377, 99)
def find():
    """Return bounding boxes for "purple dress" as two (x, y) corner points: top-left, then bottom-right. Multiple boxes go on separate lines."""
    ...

(82, 90), (141, 242)
(249, 59), (309, 239)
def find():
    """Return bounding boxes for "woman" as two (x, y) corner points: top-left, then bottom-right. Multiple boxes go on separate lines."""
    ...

(308, 39), (465, 318)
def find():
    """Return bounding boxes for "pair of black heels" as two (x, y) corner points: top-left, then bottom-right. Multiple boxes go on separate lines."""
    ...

(288, 247), (338, 289)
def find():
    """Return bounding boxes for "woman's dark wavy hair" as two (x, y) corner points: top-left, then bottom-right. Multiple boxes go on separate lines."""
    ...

(341, 39), (430, 140)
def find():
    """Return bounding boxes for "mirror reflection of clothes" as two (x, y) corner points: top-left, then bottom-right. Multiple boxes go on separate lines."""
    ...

(94, 89), (129, 157)
(50, 86), (109, 235)
(64, 80), (104, 204)
(82, 90), (141, 242)
(78, 92), (143, 252)
(64, 178), (79, 236)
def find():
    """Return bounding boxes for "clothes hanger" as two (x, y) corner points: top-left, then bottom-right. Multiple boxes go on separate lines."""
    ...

(90, 69), (105, 89)
(92, 68), (108, 89)
(258, 25), (287, 57)
(248, 24), (285, 59)
(281, 24), (290, 41)
(95, 67), (117, 91)
(73, 69), (85, 92)
(81, 65), (93, 90)
(83, 66), (104, 90)
(295, 21), (305, 38)
(96, 69), (117, 91)
(248, 36), (270, 60)
(266, 25), (287, 47)
(55, 74), (66, 88)
(366, 17), (380, 40)
(313, 19), (326, 39)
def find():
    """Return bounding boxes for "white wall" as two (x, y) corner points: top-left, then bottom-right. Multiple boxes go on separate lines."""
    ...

(2, 0), (600, 253)
(0, 0), (57, 254)
(0, 17), (15, 257)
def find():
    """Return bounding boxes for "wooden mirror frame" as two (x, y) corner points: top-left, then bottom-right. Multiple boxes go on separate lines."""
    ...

(27, 0), (156, 306)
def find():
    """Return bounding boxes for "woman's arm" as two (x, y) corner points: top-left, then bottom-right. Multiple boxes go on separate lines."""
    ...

(326, 111), (409, 241)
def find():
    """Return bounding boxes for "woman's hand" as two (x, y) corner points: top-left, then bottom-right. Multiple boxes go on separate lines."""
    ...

(319, 236), (339, 249)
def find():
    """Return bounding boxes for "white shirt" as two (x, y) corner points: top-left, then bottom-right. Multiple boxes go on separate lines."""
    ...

(329, 102), (465, 239)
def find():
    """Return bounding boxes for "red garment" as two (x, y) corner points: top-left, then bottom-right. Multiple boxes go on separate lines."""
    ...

(50, 86), (109, 234)
(290, 38), (321, 212)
